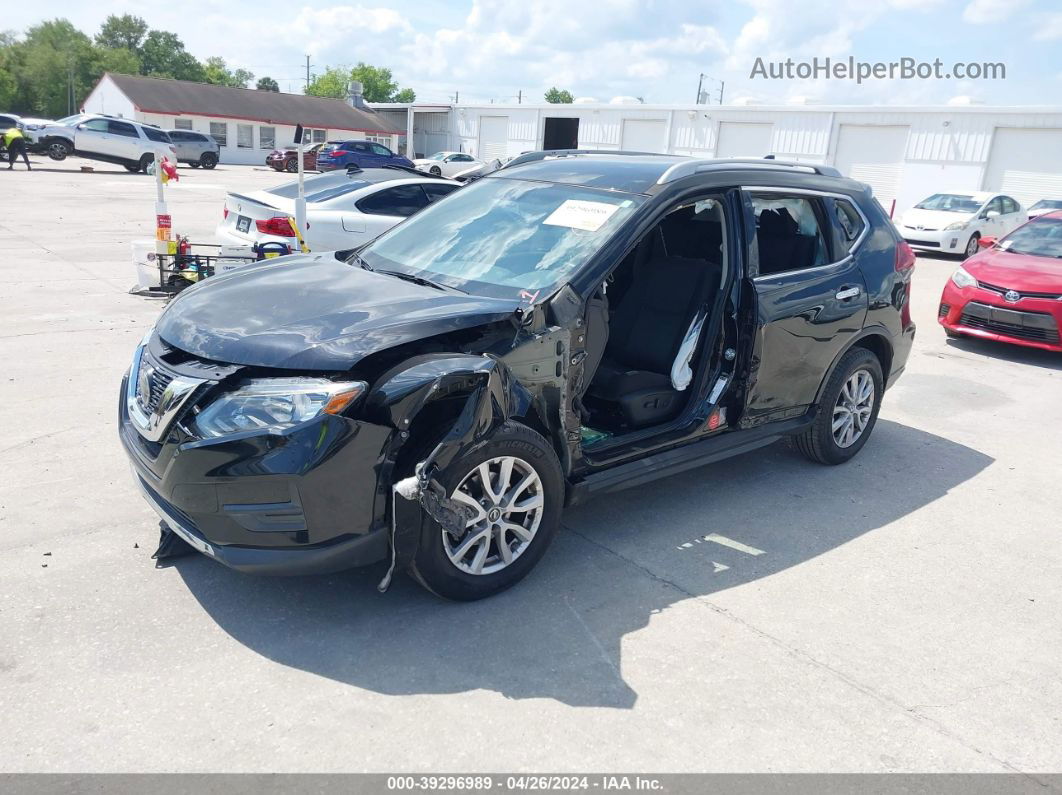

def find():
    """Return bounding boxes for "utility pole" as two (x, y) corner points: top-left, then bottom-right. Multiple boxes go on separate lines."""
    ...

(696, 73), (705, 105)
(304, 55), (313, 88)
(717, 81), (725, 105)
(517, 90), (522, 104)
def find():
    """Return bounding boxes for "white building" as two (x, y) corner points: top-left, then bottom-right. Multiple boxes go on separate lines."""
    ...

(373, 101), (1062, 214)
(84, 73), (404, 165)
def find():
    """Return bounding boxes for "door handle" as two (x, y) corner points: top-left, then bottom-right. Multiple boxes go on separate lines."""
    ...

(835, 286), (861, 301)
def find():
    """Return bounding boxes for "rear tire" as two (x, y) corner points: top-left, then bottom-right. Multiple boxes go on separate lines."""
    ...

(137, 154), (153, 173)
(409, 422), (564, 601)
(200, 152), (218, 169)
(791, 347), (883, 466)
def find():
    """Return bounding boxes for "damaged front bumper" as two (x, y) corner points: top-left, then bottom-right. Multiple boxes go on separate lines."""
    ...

(119, 373), (394, 575)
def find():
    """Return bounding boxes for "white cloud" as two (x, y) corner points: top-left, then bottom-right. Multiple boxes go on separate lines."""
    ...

(1033, 12), (1062, 41)
(962, 0), (1032, 25)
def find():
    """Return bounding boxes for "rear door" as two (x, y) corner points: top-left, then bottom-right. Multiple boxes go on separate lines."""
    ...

(107, 120), (142, 161)
(352, 141), (380, 167)
(743, 188), (869, 424)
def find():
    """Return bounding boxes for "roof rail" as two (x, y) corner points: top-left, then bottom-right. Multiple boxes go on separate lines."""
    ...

(658, 158), (843, 184)
(500, 149), (671, 170)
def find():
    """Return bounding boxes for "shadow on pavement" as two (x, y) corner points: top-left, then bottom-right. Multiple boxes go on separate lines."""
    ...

(945, 335), (1062, 371)
(176, 419), (992, 709)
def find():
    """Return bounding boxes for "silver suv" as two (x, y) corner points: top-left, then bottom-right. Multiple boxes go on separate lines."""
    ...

(166, 129), (220, 169)
(32, 113), (176, 173)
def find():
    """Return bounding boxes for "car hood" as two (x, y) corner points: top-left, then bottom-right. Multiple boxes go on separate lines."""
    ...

(966, 249), (1062, 292)
(899, 208), (973, 229)
(155, 254), (521, 370)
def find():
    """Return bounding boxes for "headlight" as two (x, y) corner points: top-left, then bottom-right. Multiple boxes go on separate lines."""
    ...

(944, 221), (967, 231)
(950, 265), (977, 289)
(192, 378), (366, 438)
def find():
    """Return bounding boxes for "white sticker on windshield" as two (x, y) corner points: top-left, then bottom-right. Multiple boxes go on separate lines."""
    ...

(543, 200), (620, 232)
(1000, 239), (1014, 250)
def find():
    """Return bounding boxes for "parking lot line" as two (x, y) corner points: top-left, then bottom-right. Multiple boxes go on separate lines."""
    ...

(703, 533), (766, 556)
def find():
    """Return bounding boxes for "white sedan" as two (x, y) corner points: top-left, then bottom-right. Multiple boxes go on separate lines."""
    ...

(412, 151), (483, 177)
(895, 190), (1027, 258)
(216, 169), (460, 253)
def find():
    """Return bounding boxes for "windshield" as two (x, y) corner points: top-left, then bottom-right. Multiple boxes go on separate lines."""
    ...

(914, 193), (982, 213)
(56, 114), (88, 126)
(427, 152), (448, 160)
(266, 171), (370, 202)
(1030, 199), (1062, 211)
(997, 217), (1062, 258)
(357, 177), (644, 300)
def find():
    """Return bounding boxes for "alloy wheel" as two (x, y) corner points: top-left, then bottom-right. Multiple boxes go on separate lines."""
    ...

(443, 456), (544, 576)
(832, 369), (875, 448)
(965, 234), (979, 258)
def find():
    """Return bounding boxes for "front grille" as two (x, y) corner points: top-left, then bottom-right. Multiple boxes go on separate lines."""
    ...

(905, 238), (939, 247)
(938, 303), (950, 318)
(146, 367), (175, 412)
(959, 302), (1060, 344)
(977, 281), (1062, 301)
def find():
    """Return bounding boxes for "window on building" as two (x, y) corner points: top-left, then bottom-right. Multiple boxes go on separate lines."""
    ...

(210, 122), (228, 147)
(260, 126), (275, 149)
(311, 129), (327, 143)
(237, 124), (253, 149)
(174, 119), (193, 130)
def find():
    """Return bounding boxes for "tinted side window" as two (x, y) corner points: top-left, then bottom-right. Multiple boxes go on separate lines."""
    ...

(352, 142), (371, 152)
(82, 118), (111, 133)
(832, 199), (866, 254)
(0, 116), (16, 128)
(986, 197), (1004, 215)
(370, 143), (392, 156)
(109, 120), (139, 138)
(423, 183), (459, 203)
(1002, 196), (1020, 214)
(142, 126), (171, 143)
(357, 184), (430, 217)
(750, 194), (830, 276)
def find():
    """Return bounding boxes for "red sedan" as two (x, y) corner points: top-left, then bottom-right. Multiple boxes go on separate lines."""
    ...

(938, 211), (1062, 352)
(265, 142), (323, 173)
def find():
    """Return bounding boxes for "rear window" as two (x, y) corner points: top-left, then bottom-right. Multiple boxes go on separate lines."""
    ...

(267, 171), (371, 201)
(142, 126), (171, 143)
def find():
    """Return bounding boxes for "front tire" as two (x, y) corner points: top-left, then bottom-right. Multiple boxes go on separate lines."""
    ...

(964, 232), (980, 259)
(47, 139), (71, 161)
(285, 158), (298, 173)
(791, 347), (883, 465)
(409, 422), (563, 601)
(429, 165), (442, 176)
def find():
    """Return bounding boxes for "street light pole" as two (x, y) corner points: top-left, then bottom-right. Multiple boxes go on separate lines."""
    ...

(696, 73), (705, 105)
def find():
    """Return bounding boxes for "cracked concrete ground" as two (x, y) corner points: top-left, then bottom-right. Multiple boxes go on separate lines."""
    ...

(1, 158), (1060, 773)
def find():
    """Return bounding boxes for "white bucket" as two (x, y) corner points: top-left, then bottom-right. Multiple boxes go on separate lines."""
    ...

(132, 239), (160, 289)
(216, 243), (256, 274)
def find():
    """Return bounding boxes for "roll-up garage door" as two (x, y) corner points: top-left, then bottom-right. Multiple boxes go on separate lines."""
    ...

(715, 122), (773, 158)
(621, 119), (668, 152)
(832, 125), (908, 208)
(983, 128), (1062, 209)
(478, 116), (509, 161)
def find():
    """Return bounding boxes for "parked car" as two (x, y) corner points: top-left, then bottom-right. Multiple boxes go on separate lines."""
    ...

(120, 153), (914, 600)
(266, 142), (324, 173)
(315, 140), (412, 171)
(1027, 198), (1062, 219)
(896, 191), (1027, 258)
(216, 168), (460, 252)
(938, 211), (1062, 352)
(31, 113), (176, 172)
(413, 151), (484, 177)
(166, 129), (219, 169)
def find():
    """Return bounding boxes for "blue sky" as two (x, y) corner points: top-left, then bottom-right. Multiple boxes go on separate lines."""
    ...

(9, 0), (1062, 105)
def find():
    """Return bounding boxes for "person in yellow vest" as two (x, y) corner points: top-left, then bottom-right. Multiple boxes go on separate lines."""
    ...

(4, 126), (31, 170)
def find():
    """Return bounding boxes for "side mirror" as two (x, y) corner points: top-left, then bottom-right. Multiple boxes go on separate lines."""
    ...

(985, 209), (1001, 219)
(978, 236), (997, 249)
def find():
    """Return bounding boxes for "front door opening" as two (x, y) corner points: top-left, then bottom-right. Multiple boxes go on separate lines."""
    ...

(543, 117), (579, 150)
(579, 198), (728, 441)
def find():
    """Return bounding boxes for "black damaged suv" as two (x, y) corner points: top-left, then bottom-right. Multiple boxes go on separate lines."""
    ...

(119, 152), (916, 600)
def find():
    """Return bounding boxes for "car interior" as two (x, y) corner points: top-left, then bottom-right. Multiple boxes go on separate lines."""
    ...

(578, 198), (727, 442)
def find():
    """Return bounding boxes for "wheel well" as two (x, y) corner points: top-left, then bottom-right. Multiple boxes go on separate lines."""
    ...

(850, 333), (892, 381)
(45, 136), (72, 146)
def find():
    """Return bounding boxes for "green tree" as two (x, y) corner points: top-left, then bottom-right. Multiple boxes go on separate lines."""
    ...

(13, 20), (100, 116)
(256, 76), (279, 92)
(203, 56), (253, 88)
(95, 14), (147, 52)
(305, 66), (349, 99)
(140, 30), (204, 81)
(544, 87), (574, 103)
(349, 62), (399, 102)
(392, 87), (416, 103)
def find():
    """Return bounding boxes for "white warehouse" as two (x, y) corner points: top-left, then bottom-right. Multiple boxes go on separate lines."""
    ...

(374, 101), (1062, 214)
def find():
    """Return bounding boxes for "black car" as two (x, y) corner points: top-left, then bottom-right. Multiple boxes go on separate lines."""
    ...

(119, 152), (916, 601)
